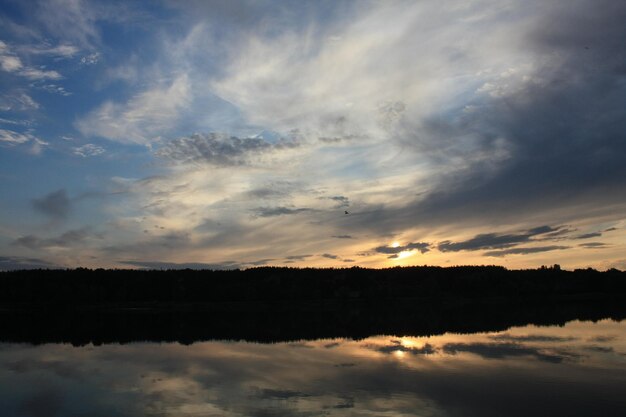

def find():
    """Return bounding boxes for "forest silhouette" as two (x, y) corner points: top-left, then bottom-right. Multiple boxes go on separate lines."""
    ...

(1, 265), (625, 344)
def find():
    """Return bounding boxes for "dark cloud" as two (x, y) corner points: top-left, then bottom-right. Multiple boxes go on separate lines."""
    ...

(331, 397), (355, 409)
(253, 207), (311, 217)
(579, 242), (609, 249)
(338, 3), (626, 236)
(374, 242), (430, 255)
(324, 195), (350, 208)
(583, 346), (614, 353)
(490, 334), (577, 343)
(285, 255), (312, 261)
(246, 187), (287, 199)
(332, 235), (353, 239)
(321, 253), (338, 259)
(245, 258), (275, 266)
(32, 189), (70, 219)
(442, 342), (572, 363)
(576, 232), (602, 239)
(483, 246), (569, 257)
(13, 228), (91, 250)
(369, 342), (436, 355)
(343, 259), (355, 262)
(155, 133), (298, 166)
(0, 255), (58, 270)
(587, 336), (617, 343)
(251, 388), (311, 400)
(438, 226), (560, 252)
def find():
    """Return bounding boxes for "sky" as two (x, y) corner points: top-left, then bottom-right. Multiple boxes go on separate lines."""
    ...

(0, 0), (624, 271)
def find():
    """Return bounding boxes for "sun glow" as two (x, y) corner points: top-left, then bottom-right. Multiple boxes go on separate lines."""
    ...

(401, 338), (416, 347)
(395, 250), (414, 260)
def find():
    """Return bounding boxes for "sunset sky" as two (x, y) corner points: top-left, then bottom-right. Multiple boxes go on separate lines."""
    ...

(0, 0), (624, 270)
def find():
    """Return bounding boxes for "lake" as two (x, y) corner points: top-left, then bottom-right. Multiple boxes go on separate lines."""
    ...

(1, 319), (625, 417)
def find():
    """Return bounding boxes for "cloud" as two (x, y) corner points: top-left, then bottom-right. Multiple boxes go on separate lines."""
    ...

(0, 53), (22, 72)
(285, 255), (312, 261)
(2, 1), (622, 269)
(0, 92), (39, 111)
(579, 242), (609, 249)
(76, 75), (191, 145)
(155, 133), (299, 166)
(24, 43), (79, 58)
(0, 40), (62, 79)
(375, 242), (430, 255)
(253, 206), (311, 218)
(13, 228), (91, 250)
(0, 129), (31, 144)
(251, 388), (311, 400)
(0, 255), (58, 270)
(40, 84), (72, 96)
(321, 253), (338, 259)
(0, 117), (32, 126)
(0, 128), (48, 154)
(575, 232), (602, 239)
(73, 143), (105, 157)
(227, 0), (626, 243)
(325, 195), (350, 208)
(80, 52), (100, 65)
(34, 0), (100, 49)
(438, 226), (561, 252)
(441, 342), (573, 363)
(483, 246), (570, 257)
(490, 334), (577, 343)
(32, 189), (71, 219)
(369, 342), (436, 355)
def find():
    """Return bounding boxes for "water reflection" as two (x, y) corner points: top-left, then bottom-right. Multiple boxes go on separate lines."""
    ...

(1, 319), (626, 417)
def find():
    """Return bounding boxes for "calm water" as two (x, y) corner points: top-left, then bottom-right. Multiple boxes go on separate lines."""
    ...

(1, 319), (625, 417)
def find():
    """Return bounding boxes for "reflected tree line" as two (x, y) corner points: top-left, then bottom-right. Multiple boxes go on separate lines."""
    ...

(0, 266), (625, 344)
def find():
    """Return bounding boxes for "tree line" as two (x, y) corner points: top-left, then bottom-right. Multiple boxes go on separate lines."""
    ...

(1, 265), (624, 306)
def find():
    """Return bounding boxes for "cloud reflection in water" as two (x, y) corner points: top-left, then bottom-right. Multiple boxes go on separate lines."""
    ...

(1, 320), (625, 417)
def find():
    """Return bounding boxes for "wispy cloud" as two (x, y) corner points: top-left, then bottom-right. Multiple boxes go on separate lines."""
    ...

(438, 227), (562, 252)
(73, 143), (105, 157)
(0, 91), (39, 111)
(0, 128), (47, 154)
(484, 246), (570, 257)
(0, 128), (32, 144)
(76, 75), (191, 145)
(155, 133), (299, 166)
(252, 206), (311, 218)
(0, 40), (62, 79)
